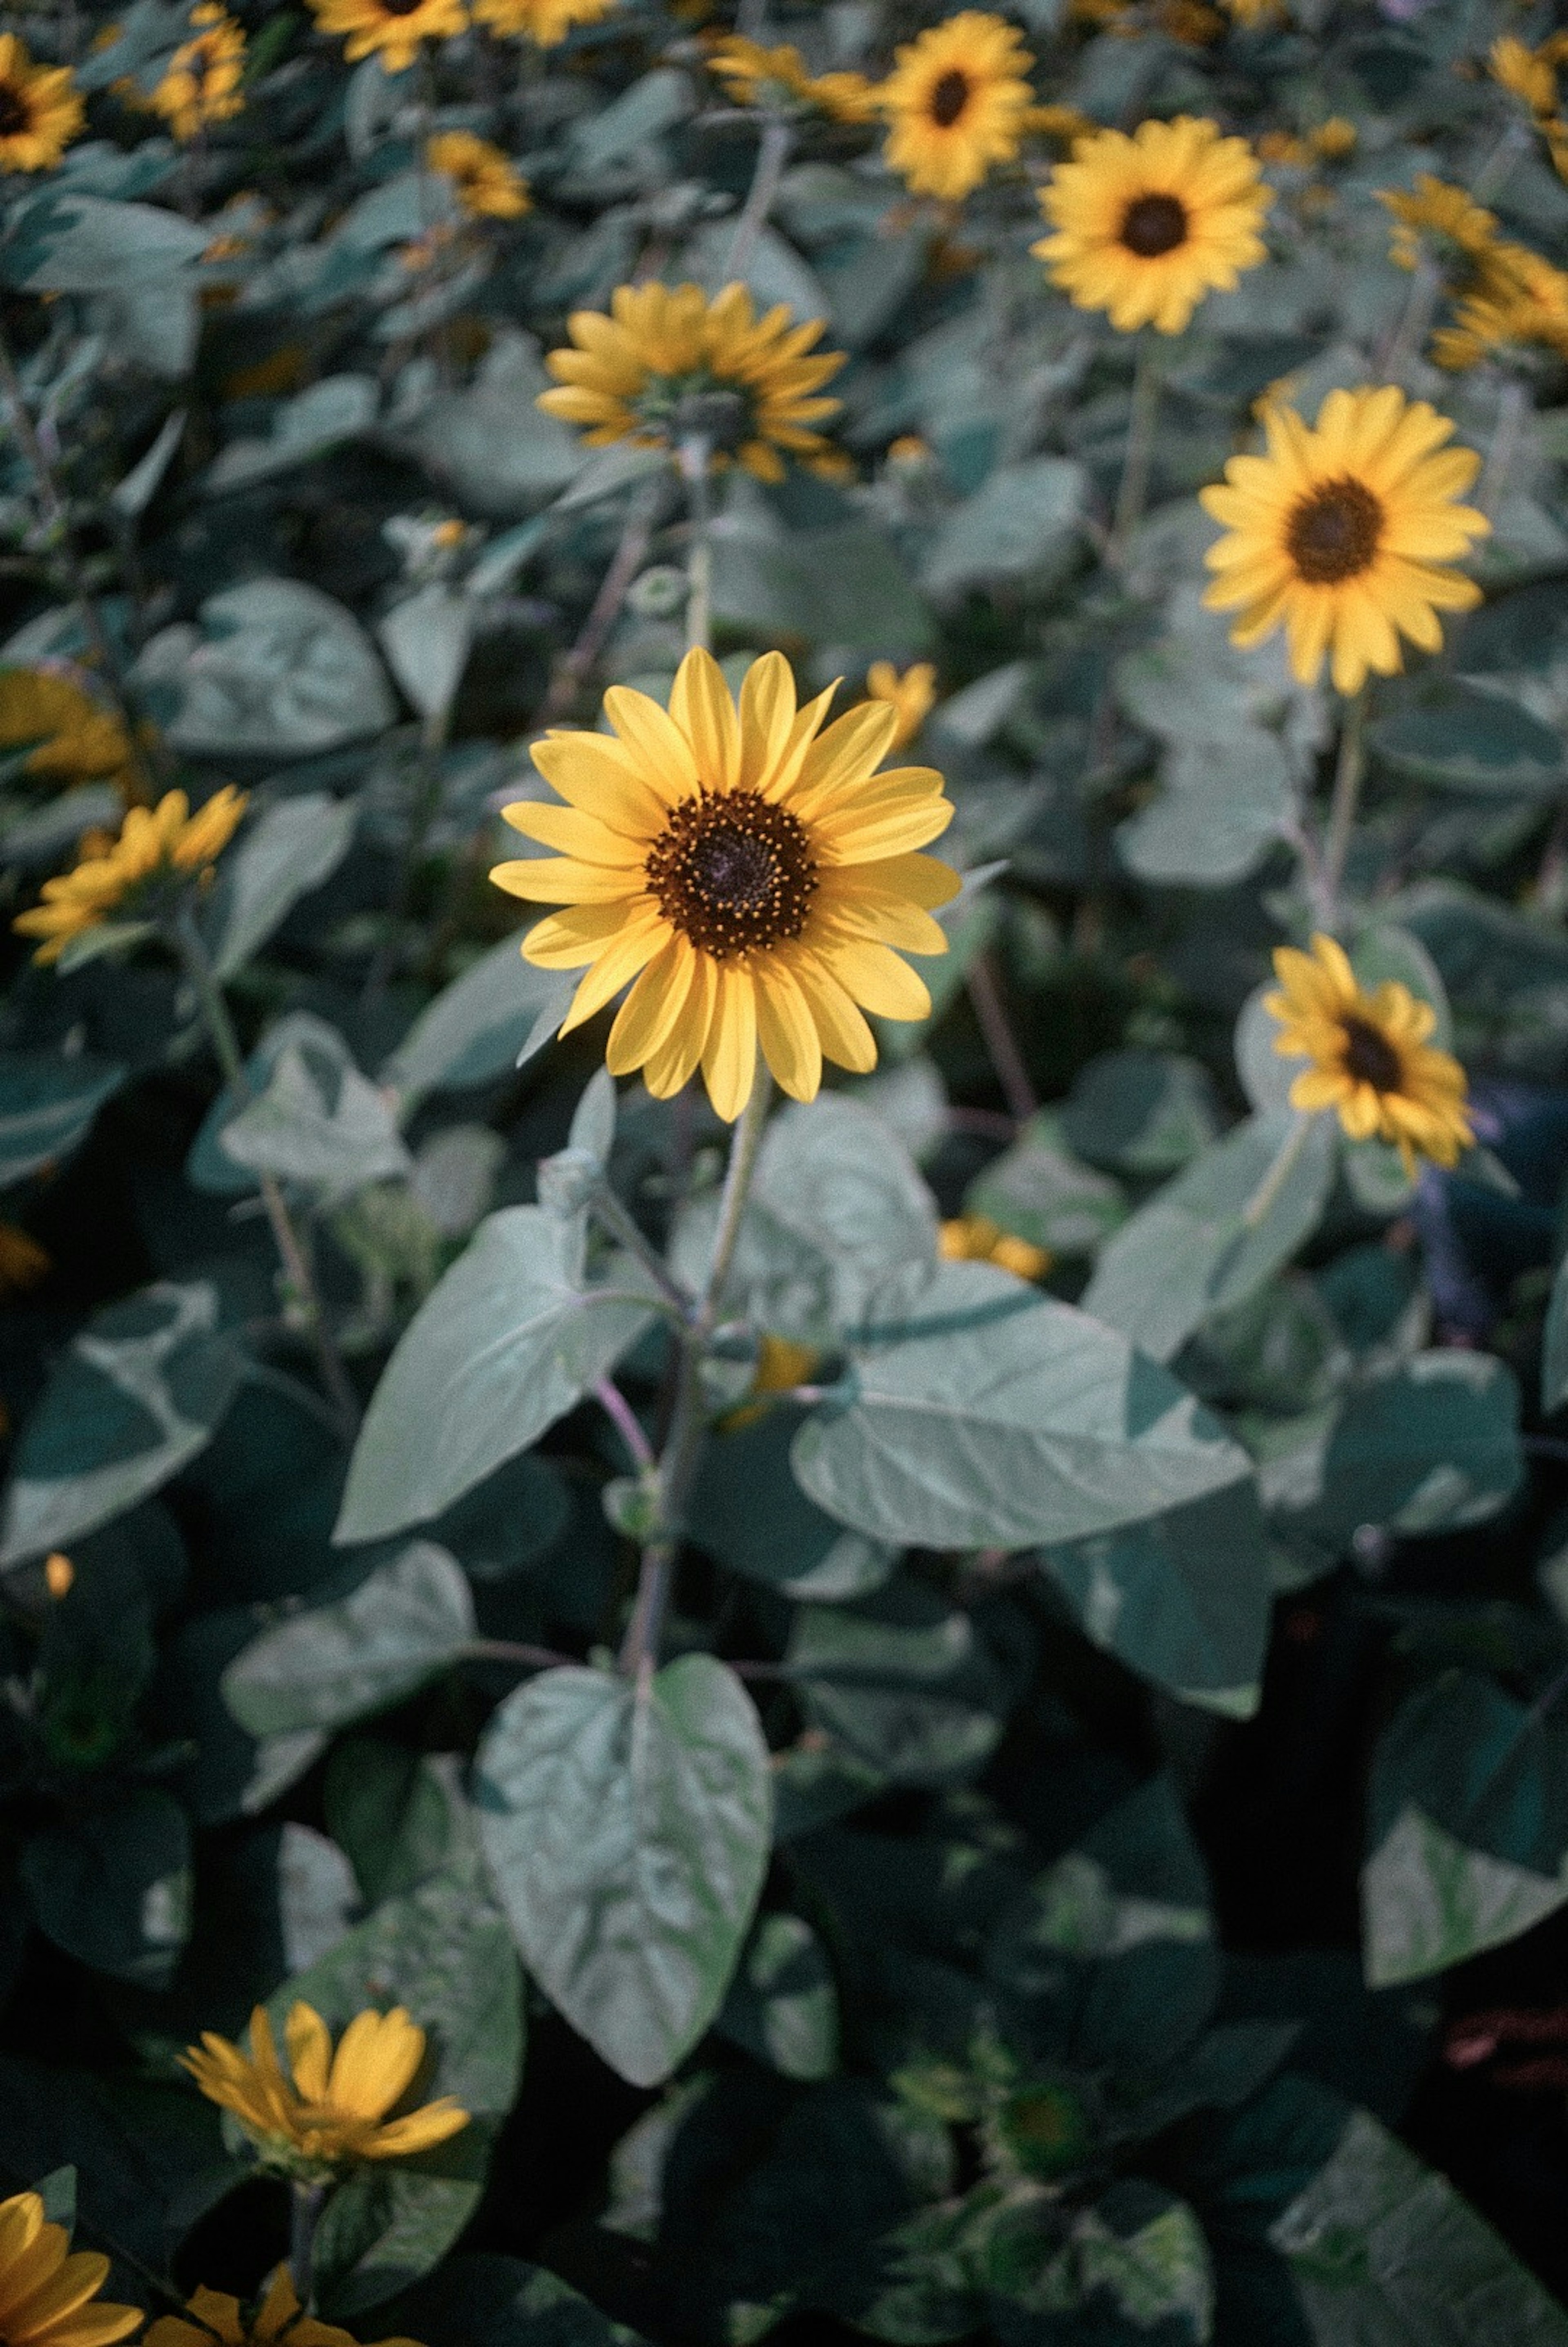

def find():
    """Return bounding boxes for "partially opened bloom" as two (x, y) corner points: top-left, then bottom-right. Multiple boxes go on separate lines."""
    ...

(706, 36), (878, 124)
(492, 649), (960, 1121)
(145, 2272), (417, 2347)
(0, 2189), (140, 2347)
(1433, 243), (1568, 368)
(13, 788), (246, 965)
(0, 39), (83, 172)
(425, 130), (530, 219)
(151, 4), (245, 141)
(1266, 933), (1472, 1171)
(471, 0), (617, 43)
(1035, 116), (1270, 334)
(864, 660), (936, 749)
(1380, 174), (1501, 275)
(539, 282), (844, 483)
(0, 669), (136, 792)
(877, 13), (1035, 202)
(1200, 386), (1489, 694)
(181, 2002), (469, 2180)
(306, 0), (466, 72)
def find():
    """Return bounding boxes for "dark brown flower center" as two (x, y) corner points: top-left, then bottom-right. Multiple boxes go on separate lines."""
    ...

(0, 83), (35, 138)
(1285, 477), (1383, 584)
(1119, 193), (1189, 257)
(645, 789), (817, 959)
(929, 69), (971, 128)
(378, 0), (430, 16)
(1340, 1013), (1403, 1093)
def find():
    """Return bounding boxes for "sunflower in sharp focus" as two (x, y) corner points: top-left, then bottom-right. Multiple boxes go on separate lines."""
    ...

(1035, 116), (1270, 335)
(877, 13), (1035, 203)
(146, 2271), (419, 2347)
(425, 130), (530, 219)
(538, 282), (844, 484)
(13, 787), (246, 964)
(706, 36), (878, 125)
(1265, 933), (1472, 1171)
(471, 0), (617, 44)
(864, 660), (936, 749)
(182, 2002), (470, 2181)
(0, 39), (83, 173)
(1200, 386), (1489, 696)
(306, 0), (466, 72)
(0, 2189), (140, 2347)
(151, 4), (245, 141)
(492, 648), (960, 1122)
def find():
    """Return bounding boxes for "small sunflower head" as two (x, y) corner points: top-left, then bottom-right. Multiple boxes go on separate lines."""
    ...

(425, 129), (530, 219)
(12, 787), (247, 965)
(0, 36), (84, 172)
(1264, 932), (1473, 1172)
(877, 11), (1036, 202)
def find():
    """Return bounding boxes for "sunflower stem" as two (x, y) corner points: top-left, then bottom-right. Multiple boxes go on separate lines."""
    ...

(618, 1074), (771, 1685)
(543, 471), (668, 720)
(965, 950), (1037, 1122)
(724, 116), (793, 282)
(678, 435), (714, 654)
(290, 2180), (327, 2309)
(174, 905), (361, 1439)
(1321, 683), (1369, 927)
(1111, 340), (1161, 560)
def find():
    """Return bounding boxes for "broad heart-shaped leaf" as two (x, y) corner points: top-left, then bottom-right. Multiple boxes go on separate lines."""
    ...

(0, 1280), (245, 1565)
(22, 1789), (190, 1987)
(792, 1261), (1252, 1553)
(334, 1207), (655, 1544)
(0, 1052), (125, 1188)
(1270, 2101), (1568, 2345)
(222, 1543), (476, 1736)
(1370, 679), (1566, 795)
(1362, 1670), (1568, 1988)
(1117, 728), (1295, 886)
(1081, 1109), (1336, 1366)
(134, 578), (395, 757)
(206, 791), (356, 979)
(2, 191), (211, 290)
(379, 930), (575, 1110)
(920, 456), (1085, 596)
(1062, 1050), (1220, 1178)
(279, 1859), (525, 2318)
(219, 1028), (411, 1205)
(1286, 1352), (1521, 1557)
(715, 1912), (840, 2082)
(1036, 1477), (1272, 1719)
(473, 1656), (772, 2088)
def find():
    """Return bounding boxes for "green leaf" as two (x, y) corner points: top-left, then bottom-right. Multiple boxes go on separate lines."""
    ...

(713, 521), (932, 652)
(567, 66), (693, 171)
(1082, 1110), (1336, 1366)
(474, 1656), (772, 2088)
(1270, 2104), (1568, 2343)
(793, 1261), (1253, 1551)
(398, 332), (582, 516)
(283, 1861), (525, 2317)
(0, 1280), (245, 1566)
(22, 1789), (190, 1986)
(921, 457), (1085, 596)
(0, 1052), (125, 1187)
(378, 584), (475, 723)
(1118, 730), (1296, 886)
(1062, 1050), (1221, 1178)
(204, 376), (379, 493)
(716, 1912), (840, 2082)
(208, 792), (357, 979)
(222, 1542), (476, 1736)
(788, 1575), (1009, 1786)
(2, 191), (210, 290)
(1038, 1478), (1272, 1718)
(218, 1020), (411, 1204)
(335, 1207), (655, 1542)
(1370, 680), (1565, 794)
(1296, 1352), (1521, 1550)
(325, 1739), (462, 1908)
(0, 2060), (238, 2271)
(135, 578), (396, 757)
(750, 1094), (937, 1320)
(380, 931), (575, 1110)
(964, 1110), (1126, 1258)
(689, 1406), (895, 1601)
(1363, 1670), (1568, 1987)
(383, 2253), (650, 2347)
(1544, 1251), (1568, 1413)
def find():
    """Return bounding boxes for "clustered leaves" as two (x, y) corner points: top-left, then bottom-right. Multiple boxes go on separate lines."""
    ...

(3, 0), (1568, 2344)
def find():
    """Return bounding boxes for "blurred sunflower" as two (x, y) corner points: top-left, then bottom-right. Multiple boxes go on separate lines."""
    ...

(146, 2272), (418, 2347)
(1266, 933), (1472, 1171)
(181, 2002), (470, 2180)
(864, 660), (936, 748)
(1035, 116), (1270, 334)
(1490, 33), (1559, 118)
(425, 130), (530, 219)
(877, 13), (1035, 201)
(0, 669), (136, 792)
(13, 787), (246, 964)
(492, 647), (959, 1121)
(538, 281), (844, 483)
(306, 0), (466, 72)
(1200, 385), (1489, 695)
(706, 35), (877, 124)
(939, 1215), (1051, 1280)
(151, 4), (245, 141)
(471, 0), (617, 44)
(0, 38), (83, 172)
(0, 2188), (140, 2347)
(1433, 243), (1568, 368)
(1380, 175), (1501, 275)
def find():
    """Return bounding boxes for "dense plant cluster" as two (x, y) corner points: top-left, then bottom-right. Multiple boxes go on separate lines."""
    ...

(8, 0), (1568, 2340)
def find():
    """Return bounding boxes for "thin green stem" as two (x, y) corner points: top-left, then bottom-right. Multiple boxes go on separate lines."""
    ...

(590, 1179), (694, 1315)
(290, 2181), (327, 2309)
(1111, 341), (1161, 558)
(617, 1074), (771, 1684)
(724, 117), (792, 282)
(543, 472), (668, 721)
(1241, 1111), (1314, 1230)
(175, 907), (360, 1435)
(678, 435), (713, 656)
(1321, 684), (1369, 926)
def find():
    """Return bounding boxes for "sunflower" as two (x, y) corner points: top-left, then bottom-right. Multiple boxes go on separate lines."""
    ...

(538, 282), (845, 484)
(1490, 34), (1559, 119)
(151, 4), (245, 141)
(491, 648), (960, 1122)
(0, 2189), (140, 2347)
(1034, 116), (1270, 335)
(425, 130), (530, 219)
(13, 787), (246, 964)
(876, 13), (1035, 203)
(145, 2272), (419, 2347)
(864, 660), (936, 749)
(1199, 385), (1489, 695)
(1379, 175), (1501, 276)
(0, 669), (136, 792)
(1432, 242), (1568, 369)
(470, 0), (617, 44)
(305, 0), (467, 73)
(180, 2002), (470, 2181)
(1265, 933), (1472, 1171)
(706, 35), (878, 125)
(0, 38), (83, 173)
